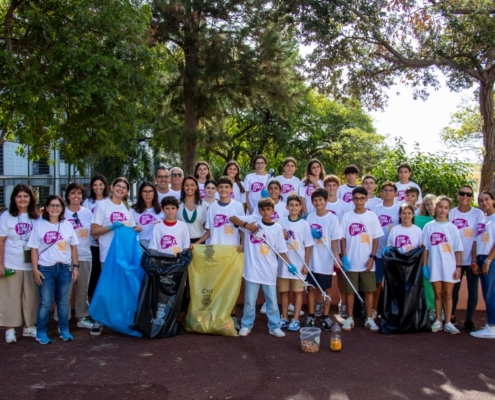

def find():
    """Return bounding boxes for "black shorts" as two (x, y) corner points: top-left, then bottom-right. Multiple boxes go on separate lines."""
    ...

(307, 272), (333, 291)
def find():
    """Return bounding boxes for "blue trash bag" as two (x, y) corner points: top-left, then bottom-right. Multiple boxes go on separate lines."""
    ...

(89, 227), (144, 337)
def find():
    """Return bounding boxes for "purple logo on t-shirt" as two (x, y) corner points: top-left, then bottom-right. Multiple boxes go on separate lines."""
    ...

(213, 214), (229, 228)
(271, 211), (280, 221)
(160, 235), (177, 249)
(230, 192), (235, 199)
(199, 189), (206, 199)
(310, 223), (323, 238)
(287, 229), (296, 240)
(395, 235), (412, 248)
(397, 190), (406, 201)
(67, 219), (83, 230)
(452, 218), (469, 230)
(249, 233), (265, 244)
(378, 215), (393, 227)
(282, 184), (294, 194)
(306, 184), (316, 196)
(139, 214), (156, 225)
(251, 182), (264, 193)
(91, 207), (96, 214)
(343, 192), (352, 203)
(43, 231), (63, 244)
(477, 223), (486, 236)
(110, 212), (127, 223)
(15, 222), (32, 236)
(430, 232), (448, 246)
(349, 223), (366, 236)
(328, 209), (337, 216)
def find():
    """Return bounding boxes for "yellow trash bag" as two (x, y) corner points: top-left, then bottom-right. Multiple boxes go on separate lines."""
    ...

(185, 244), (244, 336)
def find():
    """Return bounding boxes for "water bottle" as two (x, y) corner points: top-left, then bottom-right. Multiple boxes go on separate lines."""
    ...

(330, 324), (342, 352)
(2, 269), (16, 278)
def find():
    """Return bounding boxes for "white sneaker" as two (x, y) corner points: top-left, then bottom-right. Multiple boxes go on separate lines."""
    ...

(342, 317), (354, 331)
(238, 327), (251, 336)
(287, 303), (305, 316)
(5, 328), (16, 343)
(431, 319), (443, 332)
(365, 318), (379, 332)
(260, 302), (267, 314)
(470, 324), (495, 339)
(269, 328), (286, 338)
(22, 326), (37, 338)
(314, 302), (323, 317)
(77, 317), (94, 329)
(444, 322), (460, 335)
(371, 309), (378, 320)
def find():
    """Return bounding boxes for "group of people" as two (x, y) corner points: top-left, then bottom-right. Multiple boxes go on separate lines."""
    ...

(1, 155), (494, 344)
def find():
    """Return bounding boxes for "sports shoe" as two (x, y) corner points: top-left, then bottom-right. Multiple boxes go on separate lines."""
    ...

(287, 319), (300, 331)
(450, 316), (457, 326)
(314, 302), (323, 317)
(280, 318), (290, 329)
(339, 303), (348, 318)
(371, 309), (378, 320)
(429, 309), (436, 321)
(321, 317), (333, 331)
(260, 302), (267, 314)
(22, 326), (37, 338)
(77, 317), (94, 329)
(36, 332), (52, 345)
(431, 319), (443, 332)
(269, 328), (286, 338)
(90, 322), (103, 336)
(365, 318), (379, 332)
(470, 324), (495, 339)
(288, 303), (304, 316)
(342, 317), (354, 331)
(232, 316), (240, 331)
(464, 319), (476, 333)
(5, 328), (16, 343)
(59, 330), (74, 341)
(304, 316), (316, 327)
(444, 322), (460, 335)
(238, 327), (251, 336)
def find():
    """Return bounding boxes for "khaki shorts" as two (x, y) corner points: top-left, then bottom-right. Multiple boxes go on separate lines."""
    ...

(344, 271), (376, 294)
(277, 277), (304, 292)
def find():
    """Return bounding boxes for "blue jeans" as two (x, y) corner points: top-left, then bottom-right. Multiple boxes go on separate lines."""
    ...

(37, 263), (73, 334)
(477, 256), (495, 325)
(242, 280), (280, 331)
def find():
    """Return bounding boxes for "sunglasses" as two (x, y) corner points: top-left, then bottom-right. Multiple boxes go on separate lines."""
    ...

(171, 173), (183, 178)
(72, 212), (80, 225)
(458, 191), (473, 197)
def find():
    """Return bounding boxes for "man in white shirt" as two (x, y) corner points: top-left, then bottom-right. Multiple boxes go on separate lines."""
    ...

(169, 167), (184, 199)
(155, 166), (171, 202)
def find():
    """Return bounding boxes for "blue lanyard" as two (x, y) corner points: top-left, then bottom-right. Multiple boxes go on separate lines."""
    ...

(17, 214), (33, 242)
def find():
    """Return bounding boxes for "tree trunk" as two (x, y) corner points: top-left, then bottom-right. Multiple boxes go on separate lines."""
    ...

(479, 80), (495, 191)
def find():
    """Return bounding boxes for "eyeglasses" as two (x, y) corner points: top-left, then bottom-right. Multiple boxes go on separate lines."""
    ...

(72, 212), (80, 225)
(171, 173), (183, 178)
(156, 175), (169, 179)
(114, 185), (128, 190)
(458, 191), (473, 197)
(142, 190), (154, 194)
(352, 197), (367, 201)
(48, 204), (62, 209)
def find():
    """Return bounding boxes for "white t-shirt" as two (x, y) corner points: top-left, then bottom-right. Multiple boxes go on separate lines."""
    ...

(365, 197), (382, 211)
(326, 199), (353, 221)
(299, 180), (324, 214)
(91, 199), (136, 262)
(341, 210), (384, 272)
(177, 201), (209, 240)
(27, 219), (79, 266)
(387, 224), (423, 254)
(337, 184), (359, 204)
(423, 221), (463, 283)
(82, 198), (107, 247)
(253, 200), (288, 223)
(475, 213), (495, 256)
(275, 175), (301, 203)
(198, 182), (220, 200)
(168, 189), (181, 200)
(306, 212), (343, 275)
(205, 200), (245, 245)
(157, 190), (171, 203)
(244, 173), (272, 213)
(132, 207), (164, 243)
(149, 220), (190, 255)
(278, 217), (315, 279)
(64, 207), (92, 261)
(449, 207), (483, 265)
(238, 216), (288, 285)
(230, 182), (246, 204)
(395, 181), (423, 206)
(0, 212), (38, 271)
(373, 203), (401, 259)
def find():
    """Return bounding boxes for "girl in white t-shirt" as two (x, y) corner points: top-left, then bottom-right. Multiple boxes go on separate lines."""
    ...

(223, 160), (247, 207)
(388, 203), (423, 253)
(244, 154), (272, 215)
(254, 180), (288, 223)
(194, 161), (213, 200)
(299, 159), (325, 215)
(274, 157), (301, 203)
(422, 195), (463, 334)
(131, 181), (163, 245)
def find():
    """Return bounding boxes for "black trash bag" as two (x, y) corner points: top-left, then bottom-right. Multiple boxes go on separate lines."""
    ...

(130, 248), (193, 338)
(380, 246), (431, 334)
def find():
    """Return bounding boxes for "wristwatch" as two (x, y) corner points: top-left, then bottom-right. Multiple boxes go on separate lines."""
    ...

(72, 264), (80, 269)
(369, 254), (376, 260)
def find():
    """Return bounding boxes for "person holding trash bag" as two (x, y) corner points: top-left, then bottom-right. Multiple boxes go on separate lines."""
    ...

(422, 195), (463, 334)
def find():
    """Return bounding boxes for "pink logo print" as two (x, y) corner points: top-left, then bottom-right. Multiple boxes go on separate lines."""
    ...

(282, 184), (294, 194)
(397, 190), (405, 201)
(230, 192), (235, 199)
(310, 223), (323, 238)
(327, 209), (337, 216)
(452, 218), (469, 230)
(139, 214), (156, 225)
(430, 232), (448, 246)
(349, 223), (366, 236)
(251, 182), (264, 193)
(199, 189), (206, 199)
(287, 229), (296, 240)
(395, 235), (412, 248)
(271, 211), (280, 221)
(68, 219), (83, 230)
(43, 231), (63, 244)
(306, 184), (316, 196)
(91, 207), (96, 214)
(110, 212), (127, 223)
(160, 235), (177, 249)
(250, 233), (265, 244)
(477, 223), (486, 236)
(343, 192), (352, 203)
(213, 214), (228, 228)
(15, 222), (32, 236)
(378, 215), (393, 227)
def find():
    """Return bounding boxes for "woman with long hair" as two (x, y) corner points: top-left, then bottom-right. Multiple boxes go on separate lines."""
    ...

(244, 154), (272, 215)
(223, 160), (246, 207)
(131, 181), (163, 244)
(177, 176), (208, 243)
(299, 159), (325, 215)
(194, 161), (213, 200)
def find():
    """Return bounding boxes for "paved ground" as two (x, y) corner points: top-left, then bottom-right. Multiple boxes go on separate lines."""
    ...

(1, 308), (494, 400)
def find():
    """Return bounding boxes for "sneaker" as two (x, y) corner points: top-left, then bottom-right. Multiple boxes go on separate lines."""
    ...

(5, 328), (16, 343)
(429, 309), (436, 321)
(238, 327), (251, 336)
(288, 303), (305, 316)
(342, 317), (354, 331)
(90, 322), (103, 336)
(304, 316), (316, 327)
(464, 319), (476, 333)
(321, 317), (333, 331)
(77, 317), (94, 329)
(232, 316), (240, 331)
(431, 319), (443, 332)
(444, 322), (460, 335)
(280, 318), (290, 329)
(314, 302), (323, 317)
(371, 309), (378, 320)
(441, 310), (445, 322)
(365, 318), (379, 332)
(36, 332), (52, 345)
(59, 330), (74, 341)
(260, 302), (267, 314)
(22, 326), (37, 338)
(470, 324), (495, 339)
(339, 303), (348, 318)
(450, 316), (457, 326)
(287, 319), (300, 332)
(269, 328), (286, 338)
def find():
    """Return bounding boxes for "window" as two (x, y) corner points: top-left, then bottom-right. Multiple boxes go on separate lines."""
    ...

(33, 158), (50, 175)
(32, 186), (50, 206)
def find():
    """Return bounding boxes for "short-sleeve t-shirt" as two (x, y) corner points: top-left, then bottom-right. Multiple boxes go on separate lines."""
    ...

(149, 220), (190, 255)
(64, 207), (92, 261)
(326, 199), (353, 221)
(131, 207), (164, 244)
(231, 182), (247, 204)
(275, 175), (301, 203)
(341, 210), (384, 272)
(244, 173), (272, 213)
(449, 207), (483, 265)
(205, 200), (245, 245)
(253, 200), (288, 223)
(365, 197), (382, 211)
(475, 213), (495, 256)
(278, 217), (314, 279)
(373, 203), (401, 259)
(299, 180), (324, 215)
(198, 182), (220, 201)
(337, 184), (359, 204)
(395, 181), (423, 206)
(387, 224), (423, 254)
(82, 198), (107, 247)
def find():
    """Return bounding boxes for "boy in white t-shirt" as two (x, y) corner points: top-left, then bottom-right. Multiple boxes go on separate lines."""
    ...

(396, 163), (423, 206)
(405, 186), (421, 214)
(337, 164), (360, 204)
(363, 175), (381, 210)
(341, 186), (384, 332)
(230, 198), (296, 338)
(275, 157), (301, 204)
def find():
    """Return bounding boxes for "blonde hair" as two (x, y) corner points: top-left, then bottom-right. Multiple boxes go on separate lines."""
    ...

(420, 193), (437, 216)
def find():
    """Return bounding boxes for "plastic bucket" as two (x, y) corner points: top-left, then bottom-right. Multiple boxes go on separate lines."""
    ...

(300, 327), (321, 353)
